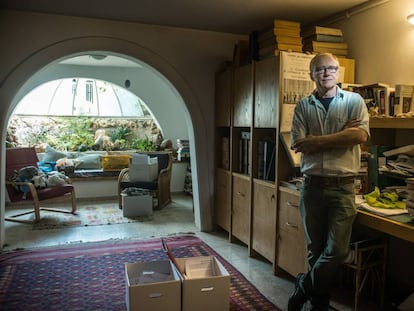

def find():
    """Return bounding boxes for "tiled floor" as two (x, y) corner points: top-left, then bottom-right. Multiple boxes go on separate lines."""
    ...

(3, 193), (379, 310)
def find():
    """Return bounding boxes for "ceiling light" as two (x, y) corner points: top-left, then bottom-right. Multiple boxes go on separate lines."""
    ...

(407, 14), (414, 25)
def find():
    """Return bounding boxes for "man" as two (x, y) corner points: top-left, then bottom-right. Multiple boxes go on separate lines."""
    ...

(288, 53), (369, 310)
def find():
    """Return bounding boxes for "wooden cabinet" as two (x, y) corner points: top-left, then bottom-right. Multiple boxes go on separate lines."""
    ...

(214, 68), (233, 237)
(214, 52), (334, 271)
(231, 174), (251, 245)
(215, 68), (232, 127)
(233, 64), (253, 127)
(251, 180), (276, 262)
(214, 168), (231, 232)
(276, 186), (307, 276)
(254, 57), (279, 128)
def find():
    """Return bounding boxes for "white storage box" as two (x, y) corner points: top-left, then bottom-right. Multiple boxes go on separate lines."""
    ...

(129, 157), (158, 182)
(131, 154), (149, 165)
(125, 260), (181, 311)
(122, 193), (153, 217)
(174, 256), (230, 311)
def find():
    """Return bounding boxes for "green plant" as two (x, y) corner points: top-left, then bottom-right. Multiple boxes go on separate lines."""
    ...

(110, 127), (130, 142)
(53, 117), (94, 151)
(131, 136), (156, 151)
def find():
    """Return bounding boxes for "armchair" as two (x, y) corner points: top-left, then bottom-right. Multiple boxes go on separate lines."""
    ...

(5, 147), (77, 223)
(118, 151), (172, 209)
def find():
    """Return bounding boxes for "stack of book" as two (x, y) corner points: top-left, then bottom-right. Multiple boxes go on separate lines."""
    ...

(302, 26), (348, 57)
(256, 19), (302, 59)
(405, 178), (414, 214)
(352, 83), (392, 116)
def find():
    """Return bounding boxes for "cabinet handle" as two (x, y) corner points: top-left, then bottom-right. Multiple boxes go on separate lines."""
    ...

(237, 191), (245, 197)
(270, 194), (275, 201)
(287, 201), (299, 208)
(285, 222), (298, 229)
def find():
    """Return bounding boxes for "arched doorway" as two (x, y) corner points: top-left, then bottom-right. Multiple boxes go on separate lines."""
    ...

(0, 37), (213, 247)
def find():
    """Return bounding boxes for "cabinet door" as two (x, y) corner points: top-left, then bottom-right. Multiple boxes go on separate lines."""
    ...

(233, 64), (253, 127)
(254, 57), (279, 128)
(252, 180), (276, 262)
(215, 68), (232, 127)
(277, 187), (307, 276)
(214, 168), (231, 232)
(232, 174), (251, 244)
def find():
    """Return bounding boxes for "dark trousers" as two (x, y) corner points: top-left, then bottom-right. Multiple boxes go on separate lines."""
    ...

(299, 178), (356, 300)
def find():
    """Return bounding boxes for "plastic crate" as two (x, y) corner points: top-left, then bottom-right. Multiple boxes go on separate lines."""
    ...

(102, 155), (131, 171)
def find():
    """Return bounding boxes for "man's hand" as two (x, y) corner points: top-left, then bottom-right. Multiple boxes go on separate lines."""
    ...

(291, 135), (320, 154)
(344, 118), (361, 129)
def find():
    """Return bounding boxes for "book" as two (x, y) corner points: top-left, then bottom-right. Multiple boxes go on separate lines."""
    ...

(352, 83), (391, 115)
(303, 34), (344, 43)
(259, 35), (302, 47)
(303, 40), (348, 57)
(257, 140), (265, 179)
(304, 41), (348, 50)
(303, 46), (348, 57)
(240, 131), (250, 174)
(301, 26), (343, 38)
(263, 140), (276, 181)
(273, 19), (301, 30)
(382, 145), (414, 157)
(394, 84), (414, 115)
(274, 27), (301, 38)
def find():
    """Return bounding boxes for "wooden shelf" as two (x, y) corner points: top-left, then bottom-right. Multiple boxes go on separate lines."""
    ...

(370, 117), (414, 129)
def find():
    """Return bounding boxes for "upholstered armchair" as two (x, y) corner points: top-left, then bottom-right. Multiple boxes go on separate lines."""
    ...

(118, 151), (173, 209)
(5, 147), (77, 223)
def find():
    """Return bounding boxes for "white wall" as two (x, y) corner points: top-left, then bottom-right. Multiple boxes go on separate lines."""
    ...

(0, 10), (245, 246)
(332, 0), (414, 86)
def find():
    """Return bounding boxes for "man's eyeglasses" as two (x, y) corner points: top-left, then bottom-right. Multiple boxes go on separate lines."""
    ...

(313, 66), (339, 75)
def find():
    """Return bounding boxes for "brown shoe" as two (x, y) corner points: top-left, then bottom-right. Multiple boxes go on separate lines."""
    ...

(288, 273), (308, 311)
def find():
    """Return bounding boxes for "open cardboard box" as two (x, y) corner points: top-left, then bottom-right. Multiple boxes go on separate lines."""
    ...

(125, 260), (181, 311)
(174, 256), (230, 311)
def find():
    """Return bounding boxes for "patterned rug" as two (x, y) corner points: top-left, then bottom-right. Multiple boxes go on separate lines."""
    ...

(0, 235), (280, 311)
(28, 203), (152, 230)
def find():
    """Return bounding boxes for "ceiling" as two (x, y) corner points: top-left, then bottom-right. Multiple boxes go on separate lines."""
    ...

(1, 0), (371, 34)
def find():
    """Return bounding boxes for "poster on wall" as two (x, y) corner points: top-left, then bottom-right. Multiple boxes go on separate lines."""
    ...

(280, 52), (315, 132)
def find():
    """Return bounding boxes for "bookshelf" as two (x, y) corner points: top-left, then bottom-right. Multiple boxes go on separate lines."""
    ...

(214, 67), (233, 233)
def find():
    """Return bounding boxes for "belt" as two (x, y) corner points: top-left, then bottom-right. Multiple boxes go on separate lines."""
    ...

(305, 175), (355, 187)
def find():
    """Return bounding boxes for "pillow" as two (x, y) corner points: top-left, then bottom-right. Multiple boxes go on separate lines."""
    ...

(73, 154), (102, 169)
(42, 145), (67, 162)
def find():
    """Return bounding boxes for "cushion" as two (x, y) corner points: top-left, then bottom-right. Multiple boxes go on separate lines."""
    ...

(73, 154), (102, 169)
(42, 145), (67, 162)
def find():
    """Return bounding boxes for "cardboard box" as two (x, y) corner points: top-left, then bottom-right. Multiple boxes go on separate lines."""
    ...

(129, 160), (158, 182)
(174, 256), (230, 311)
(122, 193), (153, 217)
(125, 260), (181, 311)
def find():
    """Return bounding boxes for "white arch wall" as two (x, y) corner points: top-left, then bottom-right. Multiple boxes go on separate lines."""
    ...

(0, 10), (245, 246)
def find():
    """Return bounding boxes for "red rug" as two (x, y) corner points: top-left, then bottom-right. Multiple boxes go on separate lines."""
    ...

(0, 235), (280, 311)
